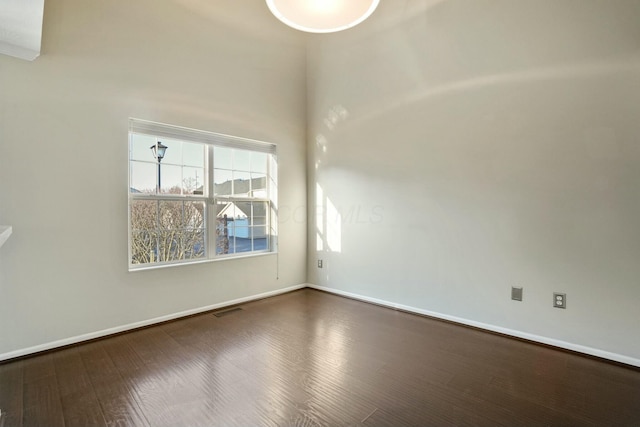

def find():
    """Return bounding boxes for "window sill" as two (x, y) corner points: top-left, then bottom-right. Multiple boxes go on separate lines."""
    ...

(128, 251), (277, 272)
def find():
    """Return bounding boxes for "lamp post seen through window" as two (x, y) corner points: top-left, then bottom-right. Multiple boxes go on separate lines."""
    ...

(150, 141), (167, 193)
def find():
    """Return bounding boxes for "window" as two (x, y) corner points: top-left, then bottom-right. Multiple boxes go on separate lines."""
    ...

(128, 119), (277, 269)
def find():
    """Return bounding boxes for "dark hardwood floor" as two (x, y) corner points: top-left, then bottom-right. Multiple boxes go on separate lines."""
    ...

(1, 288), (639, 426)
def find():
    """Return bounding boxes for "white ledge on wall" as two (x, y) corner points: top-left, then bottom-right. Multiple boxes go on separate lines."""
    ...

(0, 225), (12, 249)
(0, 0), (45, 61)
(0, 41), (40, 61)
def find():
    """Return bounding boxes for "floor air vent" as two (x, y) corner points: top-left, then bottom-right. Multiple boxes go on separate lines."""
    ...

(213, 307), (243, 317)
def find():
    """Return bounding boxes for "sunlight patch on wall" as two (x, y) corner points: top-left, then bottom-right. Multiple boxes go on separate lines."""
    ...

(326, 197), (342, 253)
(316, 183), (342, 253)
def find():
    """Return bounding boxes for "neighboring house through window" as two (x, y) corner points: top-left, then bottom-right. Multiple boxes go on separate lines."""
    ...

(128, 118), (277, 270)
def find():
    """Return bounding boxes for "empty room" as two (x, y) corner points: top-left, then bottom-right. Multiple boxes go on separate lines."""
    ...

(1, 0), (639, 425)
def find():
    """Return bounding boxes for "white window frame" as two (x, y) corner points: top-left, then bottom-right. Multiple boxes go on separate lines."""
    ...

(128, 118), (278, 271)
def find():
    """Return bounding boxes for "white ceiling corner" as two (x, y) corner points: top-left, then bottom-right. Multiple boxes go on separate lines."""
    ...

(0, 0), (45, 60)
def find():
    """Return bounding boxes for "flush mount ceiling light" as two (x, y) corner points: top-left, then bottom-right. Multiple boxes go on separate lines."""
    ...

(266, 0), (380, 33)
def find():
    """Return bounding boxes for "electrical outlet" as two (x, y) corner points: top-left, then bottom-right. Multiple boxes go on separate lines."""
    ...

(317, 259), (323, 268)
(511, 286), (523, 301)
(553, 292), (566, 309)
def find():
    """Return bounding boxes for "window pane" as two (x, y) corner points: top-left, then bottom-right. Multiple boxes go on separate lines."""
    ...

(159, 201), (183, 228)
(183, 142), (205, 167)
(214, 146), (232, 169)
(215, 202), (233, 255)
(216, 202), (269, 254)
(232, 201), (251, 222)
(252, 226), (269, 251)
(157, 230), (177, 262)
(160, 164), (182, 194)
(184, 230), (205, 260)
(157, 201), (206, 262)
(130, 199), (158, 265)
(159, 227), (206, 261)
(233, 149), (251, 171)
(130, 161), (157, 194)
(213, 202), (269, 254)
(214, 169), (233, 196)
(156, 138), (181, 165)
(214, 200), (226, 217)
(251, 173), (267, 197)
(130, 134), (158, 162)
(233, 171), (251, 195)
(183, 167), (205, 195)
(130, 200), (158, 231)
(251, 201), (268, 227)
(185, 201), (205, 229)
(232, 227), (251, 253)
(131, 231), (158, 264)
(251, 152), (267, 174)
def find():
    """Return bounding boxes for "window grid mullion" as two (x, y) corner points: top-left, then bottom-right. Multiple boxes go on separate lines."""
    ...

(154, 199), (160, 263)
(207, 145), (216, 259)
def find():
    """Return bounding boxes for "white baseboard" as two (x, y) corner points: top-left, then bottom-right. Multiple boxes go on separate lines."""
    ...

(3, 282), (638, 368)
(0, 284), (306, 362)
(308, 284), (640, 368)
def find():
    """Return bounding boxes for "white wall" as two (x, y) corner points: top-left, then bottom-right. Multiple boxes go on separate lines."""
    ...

(0, 0), (307, 357)
(307, 0), (640, 364)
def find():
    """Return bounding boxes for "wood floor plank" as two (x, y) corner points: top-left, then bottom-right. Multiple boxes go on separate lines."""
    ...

(78, 342), (150, 427)
(21, 353), (56, 384)
(53, 347), (107, 427)
(101, 335), (146, 376)
(0, 360), (23, 427)
(21, 354), (64, 427)
(1, 288), (639, 426)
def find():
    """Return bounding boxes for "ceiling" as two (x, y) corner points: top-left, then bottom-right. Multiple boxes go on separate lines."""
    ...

(0, 0), (449, 61)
